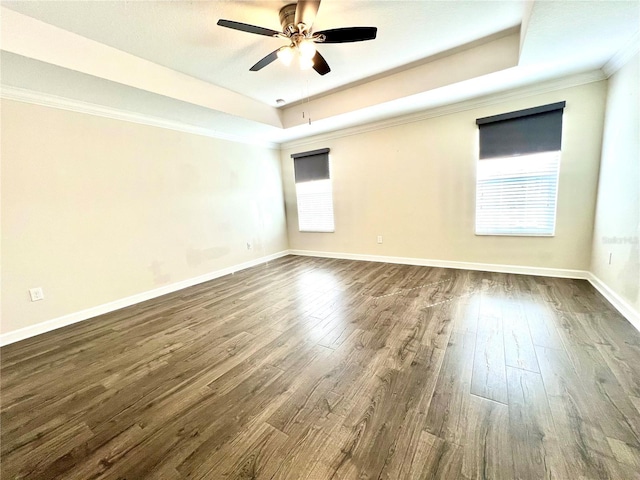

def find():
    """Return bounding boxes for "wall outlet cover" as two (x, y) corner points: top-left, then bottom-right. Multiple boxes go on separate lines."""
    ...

(29, 287), (44, 302)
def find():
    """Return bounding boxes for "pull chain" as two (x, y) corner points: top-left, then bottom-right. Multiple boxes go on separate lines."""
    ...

(306, 77), (311, 125)
(300, 74), (311, 125)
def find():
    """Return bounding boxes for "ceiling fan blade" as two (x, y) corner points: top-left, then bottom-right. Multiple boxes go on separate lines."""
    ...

(316, 27), (377, 43)
(217, 19), (280, 37)
(312, 50), (331, 76)
(295, 0), (321, 30)
(250, 50), (280, 71)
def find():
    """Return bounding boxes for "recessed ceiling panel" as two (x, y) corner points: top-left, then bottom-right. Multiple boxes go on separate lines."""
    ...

(1, 0), (525, 105)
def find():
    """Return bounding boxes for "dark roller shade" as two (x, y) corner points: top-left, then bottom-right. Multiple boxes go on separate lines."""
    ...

(292, 148), (330, 183)
(476, 102), (565, 159)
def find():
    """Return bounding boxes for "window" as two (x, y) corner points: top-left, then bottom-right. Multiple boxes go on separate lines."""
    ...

(475, 102), (565, 236)
(292, 148), (334, 232)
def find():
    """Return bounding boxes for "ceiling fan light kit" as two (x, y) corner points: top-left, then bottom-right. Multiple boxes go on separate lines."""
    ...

(217, 0), (377, 76)
(299, 56), (314, 71)
(277, 45), (295, 66)
(298, 39), (317, 60)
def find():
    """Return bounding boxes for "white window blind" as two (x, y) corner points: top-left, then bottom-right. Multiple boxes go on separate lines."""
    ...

(475, 152), (560, 236)
(296, 179), (335, 232)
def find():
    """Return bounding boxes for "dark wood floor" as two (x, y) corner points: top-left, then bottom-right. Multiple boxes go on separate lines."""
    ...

(2, 255), (640, 479)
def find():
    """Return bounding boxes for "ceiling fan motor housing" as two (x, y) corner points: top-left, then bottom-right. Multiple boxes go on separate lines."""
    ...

(279, 4), (299, 34)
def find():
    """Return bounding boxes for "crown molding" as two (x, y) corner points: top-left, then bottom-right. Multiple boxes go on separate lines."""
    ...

(1, 68), (607, 151)
(0, 86), (280, 150)
(603, 31), (640, 78)
(1, 7), (282, 128)
(280, 69), (606, 150)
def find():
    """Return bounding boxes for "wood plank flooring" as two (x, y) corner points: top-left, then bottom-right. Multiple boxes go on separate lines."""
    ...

(2, 255), (640, 479)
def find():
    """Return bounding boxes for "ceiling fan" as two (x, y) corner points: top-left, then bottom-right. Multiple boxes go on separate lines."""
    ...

(217, 0), (377, 76)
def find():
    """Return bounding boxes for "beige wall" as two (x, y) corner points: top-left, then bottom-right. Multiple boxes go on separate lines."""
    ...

(590, 54), (640, 313)
(282, 81), (607, 271)
(1, 77), (623, 339)
(1, 100), (288, 334)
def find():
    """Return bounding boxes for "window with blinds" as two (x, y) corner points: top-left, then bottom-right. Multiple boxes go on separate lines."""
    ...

(292, 148), (335, 233)
(475, 102), (565, 236)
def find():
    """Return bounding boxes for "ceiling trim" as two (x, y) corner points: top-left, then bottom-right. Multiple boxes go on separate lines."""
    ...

(280, 69), (606, 150)
(281, 32), (520, 129)
(603, 31), (640, 78)
(282, 27), (521, 109)
(0, 6), (282, 128)
(0, 85), (280, 150)
(0, 68), (607, 152)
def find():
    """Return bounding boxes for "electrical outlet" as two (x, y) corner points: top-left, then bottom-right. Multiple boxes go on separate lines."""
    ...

(377, 235), (383, 244)
(246, 242), (252, 250)
(29, 287), (44, 302)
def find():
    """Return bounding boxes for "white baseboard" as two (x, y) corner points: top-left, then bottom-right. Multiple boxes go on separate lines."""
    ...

(289, 249), (589, 279)
(0, 251), (289, 347)
(587, 273), (640, 332)
(4, 249), (638, 346)
(289, 249), (640, 332)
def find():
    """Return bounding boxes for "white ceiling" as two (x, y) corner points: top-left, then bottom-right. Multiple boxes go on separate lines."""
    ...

(1, 1), (639, 144)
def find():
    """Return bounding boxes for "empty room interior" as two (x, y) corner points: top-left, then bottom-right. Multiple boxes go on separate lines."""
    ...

(1, 0), (640, 478)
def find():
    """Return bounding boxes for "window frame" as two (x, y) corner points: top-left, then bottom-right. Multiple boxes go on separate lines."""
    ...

(291, 148), (335, 233)
(474, 102), (565, 237)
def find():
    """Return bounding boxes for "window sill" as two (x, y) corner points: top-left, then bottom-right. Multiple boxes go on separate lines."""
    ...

(475, 232), (555, 237)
